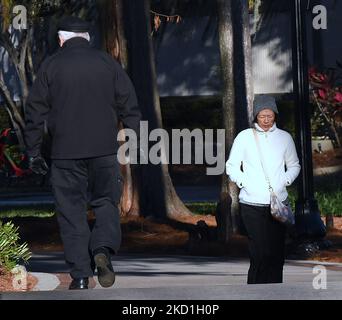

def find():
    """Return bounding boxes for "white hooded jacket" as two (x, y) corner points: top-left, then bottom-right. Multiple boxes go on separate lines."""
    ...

(226, 123), (301, 205)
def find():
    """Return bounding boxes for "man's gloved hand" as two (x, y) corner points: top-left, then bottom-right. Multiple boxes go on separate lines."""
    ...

(29, 156), (49, 175)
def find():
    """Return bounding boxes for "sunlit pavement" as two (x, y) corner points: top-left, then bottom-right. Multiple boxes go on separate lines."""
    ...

(1, 253), (342, 300)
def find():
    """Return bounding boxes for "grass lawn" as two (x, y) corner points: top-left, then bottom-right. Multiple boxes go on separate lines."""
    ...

(0, 206), (54, 219)
(0, 190), (340, 219)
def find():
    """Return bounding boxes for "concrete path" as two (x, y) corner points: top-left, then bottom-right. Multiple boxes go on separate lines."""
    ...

(1, 253), (342, 300)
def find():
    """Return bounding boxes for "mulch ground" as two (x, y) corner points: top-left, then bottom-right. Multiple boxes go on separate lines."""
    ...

(0, 267), (38, 292)
(5, 213), (342, 260)
(312, 147), (342, 168)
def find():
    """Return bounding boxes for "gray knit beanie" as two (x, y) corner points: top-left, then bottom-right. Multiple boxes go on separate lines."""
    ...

(253, 95), (279, 118)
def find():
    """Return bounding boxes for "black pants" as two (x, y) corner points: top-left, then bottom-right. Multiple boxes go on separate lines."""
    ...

(51, 154), (123, 279)
(240, 203), (287, 284)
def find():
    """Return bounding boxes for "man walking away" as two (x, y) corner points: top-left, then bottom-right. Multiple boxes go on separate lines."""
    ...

(24, 16), (141, 290)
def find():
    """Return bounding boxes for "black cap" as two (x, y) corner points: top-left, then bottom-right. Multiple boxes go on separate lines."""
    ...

(57, 16), (90, 32)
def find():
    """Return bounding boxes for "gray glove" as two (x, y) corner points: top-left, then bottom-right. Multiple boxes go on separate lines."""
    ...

(29, 156), (49, 175)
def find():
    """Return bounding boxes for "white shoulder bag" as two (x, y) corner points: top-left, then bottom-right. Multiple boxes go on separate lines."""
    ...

(252, 129), (295, 226)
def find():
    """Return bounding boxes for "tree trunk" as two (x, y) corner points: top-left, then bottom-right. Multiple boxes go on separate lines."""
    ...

(123, 0), (192, 219)
(216, 0), (235, 243)
(233, 0), (254, 129)
(115, 0), (129, 69)
(97, 0), (125, 63)
(228, 0), (254, 235)
(113, 1), (134, 215)
(97, 0), (136, 216)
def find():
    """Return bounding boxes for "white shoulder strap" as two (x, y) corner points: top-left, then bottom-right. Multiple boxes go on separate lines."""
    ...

(252, 129), (273, 192)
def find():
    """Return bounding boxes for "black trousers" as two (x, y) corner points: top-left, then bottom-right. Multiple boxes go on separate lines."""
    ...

(240, 203), (287, 284)
(51, 154), (123, 279)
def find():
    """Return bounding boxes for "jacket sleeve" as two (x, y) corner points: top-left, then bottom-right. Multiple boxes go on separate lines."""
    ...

(24, 62), (50, 158)
(284, 135), (301, 186)
(226, 132), (245, 188)
(114, 65), (141, 136)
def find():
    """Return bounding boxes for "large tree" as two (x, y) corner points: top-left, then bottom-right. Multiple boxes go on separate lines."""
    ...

(123, 0), (192, 218)
(233, 0), (254, 130)
(215, 0), (255, 243)
(96, 0), (134, 216)
(215, 0), (235, 244)
(98, 0), (192, 219)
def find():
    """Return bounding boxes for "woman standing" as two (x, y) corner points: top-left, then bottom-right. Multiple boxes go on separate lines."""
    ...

(226, 95), (300, 284)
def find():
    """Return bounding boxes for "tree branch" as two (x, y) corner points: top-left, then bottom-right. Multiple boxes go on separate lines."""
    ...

(18, 30), (30, 104)
(312, 90), (341, 147)
(0, 71), (25, 129)
(0, 32), (20, 67)
(26, 29), (36, 82)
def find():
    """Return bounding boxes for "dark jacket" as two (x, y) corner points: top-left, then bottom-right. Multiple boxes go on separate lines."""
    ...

(24, 37), (141, 159)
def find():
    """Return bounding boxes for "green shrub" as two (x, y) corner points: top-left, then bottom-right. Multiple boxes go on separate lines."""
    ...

(185, 202), (217, 215)
(185, 186), (341, 217)
(315, 190), (342, 216)
(0, 221), (31, 271)
(0, 207), (55, 218)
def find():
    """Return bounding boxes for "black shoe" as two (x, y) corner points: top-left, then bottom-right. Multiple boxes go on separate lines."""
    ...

(93, 247), (115, 288)
(69, 278), (89, 290)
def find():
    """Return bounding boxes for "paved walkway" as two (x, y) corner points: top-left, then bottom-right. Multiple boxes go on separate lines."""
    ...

(1, 253), (342, 300)
(0, 186), (221, 206)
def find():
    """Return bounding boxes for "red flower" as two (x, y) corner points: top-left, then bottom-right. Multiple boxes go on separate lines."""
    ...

(318, 89), (326, 99)
(334, 92), (342, 103)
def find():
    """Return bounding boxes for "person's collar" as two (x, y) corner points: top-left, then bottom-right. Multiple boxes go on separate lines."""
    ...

(254, 122), (277, 132)
(62, 37), (90, 49)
